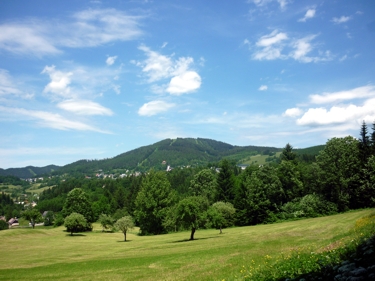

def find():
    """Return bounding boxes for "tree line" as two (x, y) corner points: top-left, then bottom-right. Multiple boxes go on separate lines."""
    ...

(3, 121), (375, 238)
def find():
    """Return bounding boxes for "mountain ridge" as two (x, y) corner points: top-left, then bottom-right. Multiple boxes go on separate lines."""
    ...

(0, 138), (324, 178)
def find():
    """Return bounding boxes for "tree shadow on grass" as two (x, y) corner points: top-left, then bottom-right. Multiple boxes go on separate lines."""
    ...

(116, 240), (133, 243)
(65, 233), (86, 237)
(170, 236), (222, 243)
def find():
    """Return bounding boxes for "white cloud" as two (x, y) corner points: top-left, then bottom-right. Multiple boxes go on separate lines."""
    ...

(289, 35), (316, 62)
(42, 65), (73, 99)
(250, 0), (289, 9)
(57, 99), (113, 116)
(309, 85), (375, 104)
(283, 107), (303, 117)
(253, 30), (288, 60)
(256, 30), (288, 47)
(332, 16), (351, 24)
(258, 85), (268, 91)
(0, 105), (108, 132)
(252, 30), (331, 63)
(0, 69), (33, 99)
(106, 56), (117, 66)
(167, 71), (201, 95)
(136, 45), (202, 95)
(299, 9), (316, 22)
(138, 100), (175, 116)
(297, 100), (375, 126)
(0, 8), (143, 56)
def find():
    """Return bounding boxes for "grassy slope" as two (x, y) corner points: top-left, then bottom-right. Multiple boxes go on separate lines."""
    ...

(240, 152), (282, 166)
(0, 209), (373, 281)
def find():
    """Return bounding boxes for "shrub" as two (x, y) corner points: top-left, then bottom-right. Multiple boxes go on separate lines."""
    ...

(0, 220), (8, 230)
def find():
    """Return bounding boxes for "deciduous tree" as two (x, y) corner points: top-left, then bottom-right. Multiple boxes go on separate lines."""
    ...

(64, 212), (87, 236)
(115, 216), (134, 241)
(134, 171), (176, 235)
(22, 208), (42, 228)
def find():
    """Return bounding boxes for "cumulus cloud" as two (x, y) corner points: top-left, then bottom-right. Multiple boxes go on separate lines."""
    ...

(289, 85), (375, 128)
(283, 107), (303, 117)
(42, 65), (73, 99)
(167, 71), (201, 95)
(332, 16), (351, 24)
(138, 100), (175, 116)
(106, 56), (117, 65)
(0, 8), (143, 56)
(299, 9), (316, 22)
(296, 101), (375, 126)
(135, 45), (202, 95)
(258, 85), (268, 91)
(57, 100), (113, 116)
(252, 30), (331, 63)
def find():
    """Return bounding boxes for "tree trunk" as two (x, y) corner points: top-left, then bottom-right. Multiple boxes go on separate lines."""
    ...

(190, 227), (196, 240)
(124, 231), (127, 241)
(219, 227), (222, 234)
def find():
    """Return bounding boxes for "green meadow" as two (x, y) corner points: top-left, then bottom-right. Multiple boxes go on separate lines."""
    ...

(0, 209), (373, 281)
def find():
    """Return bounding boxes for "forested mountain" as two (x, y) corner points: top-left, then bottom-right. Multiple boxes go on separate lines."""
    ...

(56, 138), (283, 175)
(0, 165), (61, 178)
(1, 138), (324, 177)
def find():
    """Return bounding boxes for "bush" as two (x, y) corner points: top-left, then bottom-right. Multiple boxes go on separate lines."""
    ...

(281, 194), (337, 219)
(0, 220), (8, 231)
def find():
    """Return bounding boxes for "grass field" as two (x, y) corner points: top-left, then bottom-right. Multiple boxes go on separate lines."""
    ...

(240, 152), (281, 166)
(0, 209), (373, 281)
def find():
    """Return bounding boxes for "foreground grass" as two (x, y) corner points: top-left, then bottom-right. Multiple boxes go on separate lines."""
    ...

(0, 209), (373, 281)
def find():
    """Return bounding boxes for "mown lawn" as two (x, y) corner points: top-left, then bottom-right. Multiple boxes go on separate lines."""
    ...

(0, 209), (373, 281)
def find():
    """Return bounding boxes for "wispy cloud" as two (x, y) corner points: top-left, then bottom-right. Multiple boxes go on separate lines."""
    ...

(0, 8), (144, 57)
(332, 16), (351, 24)
(0, 106), (109, 133)
(258, 85), (268, 91)
(0, 69), (33, 99)
(309, 85), (375, 104)
(298, 8), (316, 22)
(57, 99), (113, 116)
(251, 30), (331, 63)
(138, 100), (175, 116)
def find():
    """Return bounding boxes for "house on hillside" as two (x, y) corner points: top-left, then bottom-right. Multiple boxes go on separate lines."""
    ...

(8, 218), (19, 227)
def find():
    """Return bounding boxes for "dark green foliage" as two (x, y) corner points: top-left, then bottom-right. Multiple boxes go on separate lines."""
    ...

(216, 159), (236, 203)
(277, 160), (303, 202)
(98, 214), (115, 232)
(0, 219), (8, 230)
(189, 168), (217, 203)
(316, 136), (361, 211)
(64, 212), (88, 235)
(173, 196), (210, 240)
(280, 143), (297, 162)
(359, 120), (371, 165)
(0, 165), (60, 178)
(134, 171), (176, 235)
(22, 208), (42, 228)
(62, 188), (95, 224)
(280, 194), (337, 219)
(235, 166), (284, 225)
(43, 211), (54, 226)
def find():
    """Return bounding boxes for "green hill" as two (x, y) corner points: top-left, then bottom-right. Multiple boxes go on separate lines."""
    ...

(57, 138), (282, 174)
(0, 165), (61, 178)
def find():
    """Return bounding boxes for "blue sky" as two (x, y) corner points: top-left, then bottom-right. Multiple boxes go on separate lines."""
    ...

(1, 0), (375, 168)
